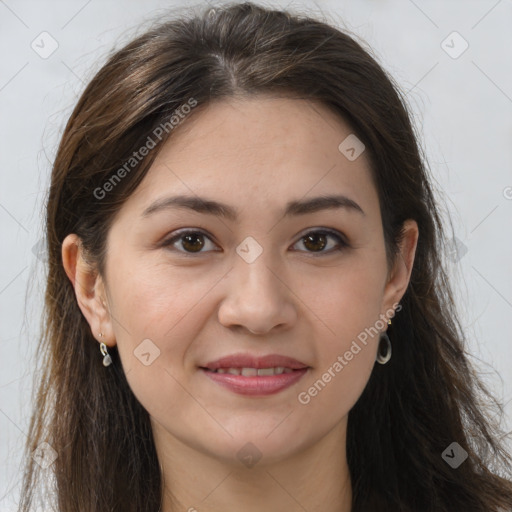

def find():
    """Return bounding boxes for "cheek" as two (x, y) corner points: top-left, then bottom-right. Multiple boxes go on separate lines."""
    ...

(295, 349), (374, 442)
(108, 257), (220, 343)
(293, 253), (385, 412)
(296, 281), (379, 422)
(105, 259), (225, 407)
(301, 252), (387, 342)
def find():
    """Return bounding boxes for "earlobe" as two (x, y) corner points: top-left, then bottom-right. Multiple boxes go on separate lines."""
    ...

(61, 234), (116, 347)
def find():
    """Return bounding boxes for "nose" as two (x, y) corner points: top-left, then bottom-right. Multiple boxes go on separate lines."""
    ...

(217, 254), (297, 336)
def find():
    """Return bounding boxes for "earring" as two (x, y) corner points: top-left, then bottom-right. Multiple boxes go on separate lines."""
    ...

(376, 318), (392, 365)
(98, 334), (112, 367)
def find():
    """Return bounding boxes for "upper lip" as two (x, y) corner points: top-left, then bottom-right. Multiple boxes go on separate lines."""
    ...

(201, 353), (309, 370)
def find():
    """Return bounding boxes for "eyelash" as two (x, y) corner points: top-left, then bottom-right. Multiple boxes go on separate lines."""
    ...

(161, 228), (349, 256)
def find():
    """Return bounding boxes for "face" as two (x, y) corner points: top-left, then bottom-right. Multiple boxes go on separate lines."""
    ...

(67, 96), (417, 468)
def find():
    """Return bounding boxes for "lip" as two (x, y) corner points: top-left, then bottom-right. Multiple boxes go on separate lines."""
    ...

(199, 353), (310, 396)
(202, 353), (309, 371)
(201, 367), (309, 396)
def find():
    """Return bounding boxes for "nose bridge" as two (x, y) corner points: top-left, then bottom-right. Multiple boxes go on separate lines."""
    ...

(233, 243), (282, 303)
(218, 242), (296, 333)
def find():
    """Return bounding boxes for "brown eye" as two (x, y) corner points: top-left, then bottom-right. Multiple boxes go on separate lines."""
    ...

(163, 230), (217, 254)
(162, 228), (348, 256)
(293, 229), (348, 255)
(303, 232), (328, 252)
(180, 233), (206, 253)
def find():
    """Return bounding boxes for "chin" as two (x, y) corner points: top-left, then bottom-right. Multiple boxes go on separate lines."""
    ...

(199, 424), (313, 469)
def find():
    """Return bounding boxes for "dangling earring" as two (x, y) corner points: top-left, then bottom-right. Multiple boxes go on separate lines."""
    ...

(98, 333), (112, 367)
(376, 319), (392, 365)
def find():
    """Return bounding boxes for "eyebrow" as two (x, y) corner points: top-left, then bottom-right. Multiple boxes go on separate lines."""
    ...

(141, 194), (365, 220)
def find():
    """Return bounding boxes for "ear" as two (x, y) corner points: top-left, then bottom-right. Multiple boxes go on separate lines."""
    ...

(61, 234), (116, 347)
(381, 219), (419, 317)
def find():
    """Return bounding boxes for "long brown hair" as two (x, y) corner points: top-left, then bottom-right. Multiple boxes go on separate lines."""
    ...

(19, 2), (512, 511)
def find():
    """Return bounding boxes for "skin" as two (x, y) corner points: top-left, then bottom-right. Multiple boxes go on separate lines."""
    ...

(62, 96), (418, 512)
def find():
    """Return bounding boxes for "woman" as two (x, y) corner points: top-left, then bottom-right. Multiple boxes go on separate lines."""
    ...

(18, 2), (512, 511)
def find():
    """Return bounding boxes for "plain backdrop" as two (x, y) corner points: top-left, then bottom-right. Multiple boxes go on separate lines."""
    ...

(1, 0), (511, 509)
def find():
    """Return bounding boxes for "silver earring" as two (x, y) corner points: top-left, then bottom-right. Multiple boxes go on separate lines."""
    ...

(99, 336), (112, 367)
(376, 319), (392, 365)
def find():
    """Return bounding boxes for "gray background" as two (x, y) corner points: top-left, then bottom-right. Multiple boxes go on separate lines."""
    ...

(1, 0), (511, 509)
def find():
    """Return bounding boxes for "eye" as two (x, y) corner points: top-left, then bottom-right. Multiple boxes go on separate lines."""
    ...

(161, 228), (348, 255)
(292, 229), (348, 255)
(162, 229), (218, 254)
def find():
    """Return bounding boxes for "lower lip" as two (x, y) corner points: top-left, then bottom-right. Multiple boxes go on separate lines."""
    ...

(200, 368), (309, 396)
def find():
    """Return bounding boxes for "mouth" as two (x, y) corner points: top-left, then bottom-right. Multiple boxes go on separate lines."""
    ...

(199, 353), (310, 396)
(201, 366), (298, 376)
(199, 365), (309, 396)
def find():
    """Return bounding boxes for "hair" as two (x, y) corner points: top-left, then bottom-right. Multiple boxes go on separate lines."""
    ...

(19, 2), (512, 511)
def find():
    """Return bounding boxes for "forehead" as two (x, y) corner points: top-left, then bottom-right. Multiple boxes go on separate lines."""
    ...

(122, 96), (377, 218)
(157, 95), (363, 166)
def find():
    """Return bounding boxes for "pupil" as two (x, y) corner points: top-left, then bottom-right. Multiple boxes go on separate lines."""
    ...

(183, 233), (204, 252)
(304, 233), (326, 251)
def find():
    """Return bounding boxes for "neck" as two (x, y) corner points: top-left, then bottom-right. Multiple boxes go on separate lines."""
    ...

(154, 419), (352, 512)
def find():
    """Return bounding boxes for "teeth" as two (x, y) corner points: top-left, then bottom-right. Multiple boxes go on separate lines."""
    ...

(257, 367), (276, 376)
(211, 367), (297, 376)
